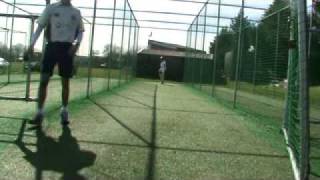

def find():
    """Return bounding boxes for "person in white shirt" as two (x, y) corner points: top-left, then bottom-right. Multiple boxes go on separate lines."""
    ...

(158, 56), (167, 84)
(27, 0), (84, 126)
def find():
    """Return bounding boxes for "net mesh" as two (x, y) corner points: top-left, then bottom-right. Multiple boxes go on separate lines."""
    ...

(0, 0), (139, 100)
(184, 0), (312, 178)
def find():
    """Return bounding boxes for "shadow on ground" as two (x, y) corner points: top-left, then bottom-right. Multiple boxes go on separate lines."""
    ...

(16, 122), (96, 180)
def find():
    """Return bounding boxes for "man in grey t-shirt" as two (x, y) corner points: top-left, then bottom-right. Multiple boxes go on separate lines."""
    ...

(27, 0), (84, 126)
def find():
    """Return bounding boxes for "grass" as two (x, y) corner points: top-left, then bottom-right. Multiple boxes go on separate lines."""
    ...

(186, 85), (287, 151)
(190, 82), (320, 180)
(215, 81), (320, 108)
(0, 62), (126, 85)
(0, 79), (295, 180)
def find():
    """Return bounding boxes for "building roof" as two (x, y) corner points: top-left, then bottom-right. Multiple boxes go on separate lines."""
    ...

(148, 40), (187, 51)
(138, 49), (213, 60)
(148, 40), (205, 53)
(138, 40), (213, 60)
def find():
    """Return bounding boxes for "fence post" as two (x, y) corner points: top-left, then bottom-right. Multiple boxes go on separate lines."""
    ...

(131, 22), (138, 81)
(118, 0), (127, 87)
(212, 0), (221, 97)
(233, 0), (244, 108)
(135, 27), (140, 78)
(25, 18), (34, 100)
(192, 20), (199, 87)
(4, 4), (9, 47)
(126, 14), (133, 82)
(297, 0), (309, 179)
(185, 28), (189, 83)
(107, 0), (117, 90)
(200, 5), (207, 91)
(273, 12), (281, 98)
(86, 0), (97, 98)
(252, 24), (259, 93)
(8, 0), (16, 83)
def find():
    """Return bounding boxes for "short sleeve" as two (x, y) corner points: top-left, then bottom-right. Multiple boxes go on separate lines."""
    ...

(37, 6), (51, 27)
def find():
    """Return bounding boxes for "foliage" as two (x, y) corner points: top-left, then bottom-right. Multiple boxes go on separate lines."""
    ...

(209, 0), (290, 85)
(0, 43), (26, 61)
(264, 0), (289, 15)
(0, 43), (10, 60)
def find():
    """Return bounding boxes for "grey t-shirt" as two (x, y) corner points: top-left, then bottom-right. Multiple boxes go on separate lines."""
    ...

(37, 2), (84, 43)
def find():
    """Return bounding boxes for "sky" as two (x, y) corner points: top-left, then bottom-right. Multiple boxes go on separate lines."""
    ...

(0, 0), (314, 56)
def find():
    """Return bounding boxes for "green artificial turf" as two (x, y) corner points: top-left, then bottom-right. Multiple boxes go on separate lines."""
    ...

(0, 80), (296, 180)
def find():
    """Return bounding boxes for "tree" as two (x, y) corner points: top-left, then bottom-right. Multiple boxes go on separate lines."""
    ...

(0, 43), (26, 61)
(102, 44), (122, 69)
(264, 0), (289, 15)
(0, 43), (10, 60)
(255, 0), (290, 84)
(103, 44), (121, 57)
(12, 43), (25, 60)
(213, 10), (256, 82)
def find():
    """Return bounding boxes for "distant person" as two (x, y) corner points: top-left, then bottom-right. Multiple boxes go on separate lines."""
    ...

(26, 0), (84, 126)
(158, 56), (167, 84)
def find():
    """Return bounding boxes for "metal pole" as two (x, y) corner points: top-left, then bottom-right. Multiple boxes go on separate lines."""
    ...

(273, 13), (281, 98)
(199, 6), (207, 91)
(187, 27), (192, 83)
(118, 0), (127, 87)
(252, 24), (259, 93)
(307, 8), (313, 59)
(4, 5), (9, 46)
(192, 20), (199, 87)
(25, 18), (34, 100)
(233, 0), (244, 108)
(212, 0), (221, 96)
(126, 14), (133, 82)
(8, 0), (16, 83)
(87, 23), (93, 94)
(185, 28), (189, 83)
(107, 0), (117, 90)
(190, 27), (194, 85)
(132, 24), (138, 81)
(297, 0), (309, 179)
(283, 2), (299, 180)
(86, 0), (97, 98)
(134, 27), (140, 78)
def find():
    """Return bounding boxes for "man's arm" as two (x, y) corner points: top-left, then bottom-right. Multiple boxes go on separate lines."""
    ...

(27, 5), (50, 52)
(30, 25), (45, 49)
(69, 15), (85, 56)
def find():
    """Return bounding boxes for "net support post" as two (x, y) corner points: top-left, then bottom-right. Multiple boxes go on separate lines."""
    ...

(252, 24), (258, 93)
(233, 0), (244, 108)
(86, 0), (97, 98)
(25, 18), (35, 100)
(126, 13), (133, 83)
(8, 0), (17, 84)
(118, 0), (127, 87)
(297, 0), (310, 179)
(212, 0), (221, 97)
(199, 6), (207, 91)
(107, 0), (117, 90)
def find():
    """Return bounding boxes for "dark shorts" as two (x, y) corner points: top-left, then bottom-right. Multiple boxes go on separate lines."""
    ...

(41, 42), (74, 78)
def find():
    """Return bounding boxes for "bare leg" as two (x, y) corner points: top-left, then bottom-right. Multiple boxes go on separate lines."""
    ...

(30, 74), (50, 124)
(61, 77), (70, 107)
(160, 72), (165, 84)
(37, 74), (50, 110)
(60, 77), (70, 125)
